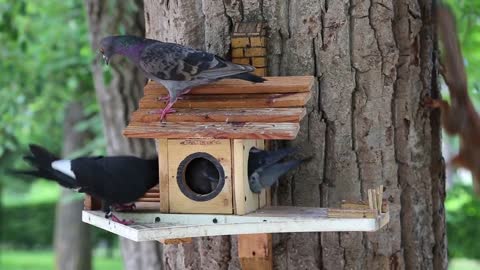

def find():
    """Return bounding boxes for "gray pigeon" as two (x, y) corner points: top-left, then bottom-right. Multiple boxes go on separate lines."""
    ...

(99, 35), (266, 121)
(248, 147), (297, 177)
(249, 159), (304, 193)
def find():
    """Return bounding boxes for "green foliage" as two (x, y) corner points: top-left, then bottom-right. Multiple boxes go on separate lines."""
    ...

(1, 201), (116, 249)
(0, 0), (104, 198)
(446, 183), (480, 259)
(0, 249), (124, 270)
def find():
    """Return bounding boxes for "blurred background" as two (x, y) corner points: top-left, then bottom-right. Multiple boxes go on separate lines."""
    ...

(0, 1), (479, 269)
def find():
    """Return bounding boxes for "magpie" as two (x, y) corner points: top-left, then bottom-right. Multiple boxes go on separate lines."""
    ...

(14, 144), (159, 225)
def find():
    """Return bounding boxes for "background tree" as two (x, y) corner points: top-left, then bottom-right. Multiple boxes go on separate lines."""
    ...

(143, 0), (446, 269)
(84, 1), (162, 269)
(54, 102), (91, 270)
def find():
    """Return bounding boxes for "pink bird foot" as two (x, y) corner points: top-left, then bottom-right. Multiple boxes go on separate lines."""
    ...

(113, 203), (136, 212)
(110, 214), (135, 225)
(148, 108), (176, 120)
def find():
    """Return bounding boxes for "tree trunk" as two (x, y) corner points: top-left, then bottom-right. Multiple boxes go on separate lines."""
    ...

(144, 0), (446, 269)
(84, 1), (162, 269)
(54, 102), (91, 270)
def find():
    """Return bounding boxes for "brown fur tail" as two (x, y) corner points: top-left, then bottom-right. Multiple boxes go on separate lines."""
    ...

(436, 5), (468, 94)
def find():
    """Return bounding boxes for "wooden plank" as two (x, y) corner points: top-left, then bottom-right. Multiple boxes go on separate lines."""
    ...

(340, 201), (370, 210)
(256, 140), (269, 209)
(137, 198), (161, 202)
(167, 139), (233, 214)
(130, 108), (306, 123)
(327, 209), (377, 219)
(158, 238), (192, 245)
(82, 208), (389, 241)
(141, 193), (160, 198)
(84, 195), (101, 210)
(134, 202), (161, 210)
(238, 234), (272, 270)
(139, 92), (312, 109)
(143, 76), (315, 95)
(156, 139), (169, 213)
(233, 140), (260, 215)
(124, 122), (299, 140)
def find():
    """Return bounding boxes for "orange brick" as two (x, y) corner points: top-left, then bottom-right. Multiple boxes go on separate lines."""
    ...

(245, 47), (266, 57)
(252, 57), (266, 67)
(250, 37), (265, 47)
(253, 68), (267, 76)
(232, 48), (244, 58)
(231, 37), (250, 48)
(232, 57), (251, 65)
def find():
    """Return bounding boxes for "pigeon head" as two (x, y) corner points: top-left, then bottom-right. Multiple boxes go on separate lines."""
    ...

(99, 35), (145, 65)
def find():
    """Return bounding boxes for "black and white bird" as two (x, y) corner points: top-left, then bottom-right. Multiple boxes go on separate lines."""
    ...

(14, 144), (158, 225)
(99, 35), (266, 121)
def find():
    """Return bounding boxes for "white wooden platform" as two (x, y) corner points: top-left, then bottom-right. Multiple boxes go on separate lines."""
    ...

(82, 206), (389, 242)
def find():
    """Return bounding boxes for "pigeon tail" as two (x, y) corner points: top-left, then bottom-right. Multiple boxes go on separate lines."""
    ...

(229, 72), (266, 83)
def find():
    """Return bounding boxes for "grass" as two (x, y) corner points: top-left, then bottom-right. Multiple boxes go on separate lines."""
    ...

(449, 258), (480, 270)
(0, 249), (123, 270)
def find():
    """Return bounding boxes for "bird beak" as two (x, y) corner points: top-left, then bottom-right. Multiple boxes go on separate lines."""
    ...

(102, 54), (109, 65)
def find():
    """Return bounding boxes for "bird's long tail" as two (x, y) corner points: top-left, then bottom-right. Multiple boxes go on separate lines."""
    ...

(228, 72), (266, 83)
(11, 144), (77, 189)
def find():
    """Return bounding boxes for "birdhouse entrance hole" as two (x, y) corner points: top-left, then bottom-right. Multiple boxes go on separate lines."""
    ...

(177, 152), (225, 201)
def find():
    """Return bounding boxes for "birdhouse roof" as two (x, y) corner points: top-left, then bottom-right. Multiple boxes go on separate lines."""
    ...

(123, 76), (314, 140)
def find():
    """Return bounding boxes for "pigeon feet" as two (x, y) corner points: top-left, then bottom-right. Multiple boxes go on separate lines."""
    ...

(110, 214), (135, 225)
(113, 203), (136, 212)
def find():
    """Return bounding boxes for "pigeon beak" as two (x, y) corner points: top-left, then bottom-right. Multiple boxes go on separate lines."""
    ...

(102, 54), (109, 65)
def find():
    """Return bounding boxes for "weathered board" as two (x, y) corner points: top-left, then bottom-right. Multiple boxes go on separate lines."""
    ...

(139, 92), (312, 109)
(130, 108), (306, 123)
(143, 76), (314, 95)
(82, 206), (389, 242)
(124, 122), (299, 139)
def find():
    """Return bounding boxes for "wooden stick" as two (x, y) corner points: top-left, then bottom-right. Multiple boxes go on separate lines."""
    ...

(238, 234), (272, 270)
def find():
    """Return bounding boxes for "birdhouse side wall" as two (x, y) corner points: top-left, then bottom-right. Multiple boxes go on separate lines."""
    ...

(232, 139), (268, 215)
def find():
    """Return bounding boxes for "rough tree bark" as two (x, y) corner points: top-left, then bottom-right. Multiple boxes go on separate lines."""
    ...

(84, 1), (162, 269)
(54, 102), (91, 270)
(144, 0), (446, 269)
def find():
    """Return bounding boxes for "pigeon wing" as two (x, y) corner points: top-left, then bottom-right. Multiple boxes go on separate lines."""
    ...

(139, 42), (253, 82)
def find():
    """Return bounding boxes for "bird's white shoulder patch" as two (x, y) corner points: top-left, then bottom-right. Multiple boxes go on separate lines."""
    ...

(51, 160), (76, 179)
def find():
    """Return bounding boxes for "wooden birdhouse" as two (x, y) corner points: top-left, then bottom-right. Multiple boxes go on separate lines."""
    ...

(121, 76), (313, 215)
(83, 22), (389, 257)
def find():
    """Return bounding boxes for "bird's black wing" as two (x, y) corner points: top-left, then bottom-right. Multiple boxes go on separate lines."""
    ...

(139, 41), (254, 81)
(72, 156), (158, 204)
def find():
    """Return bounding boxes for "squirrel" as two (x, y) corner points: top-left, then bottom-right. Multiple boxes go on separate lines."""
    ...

(424, 5), (480, 195)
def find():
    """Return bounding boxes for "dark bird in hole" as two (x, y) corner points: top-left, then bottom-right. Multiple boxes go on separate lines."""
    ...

(184, 158), (220, 195)
(248, 147), (297, 177)
(99, 35), (266, 121)
(248, 146), (309, 193)
(13, 144), (158, 225)
(249, 159), (308, 194)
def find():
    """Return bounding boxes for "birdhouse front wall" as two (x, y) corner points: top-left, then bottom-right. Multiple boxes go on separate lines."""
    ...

(155, 138), (269, 215)
(166, 139), (233, 214)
